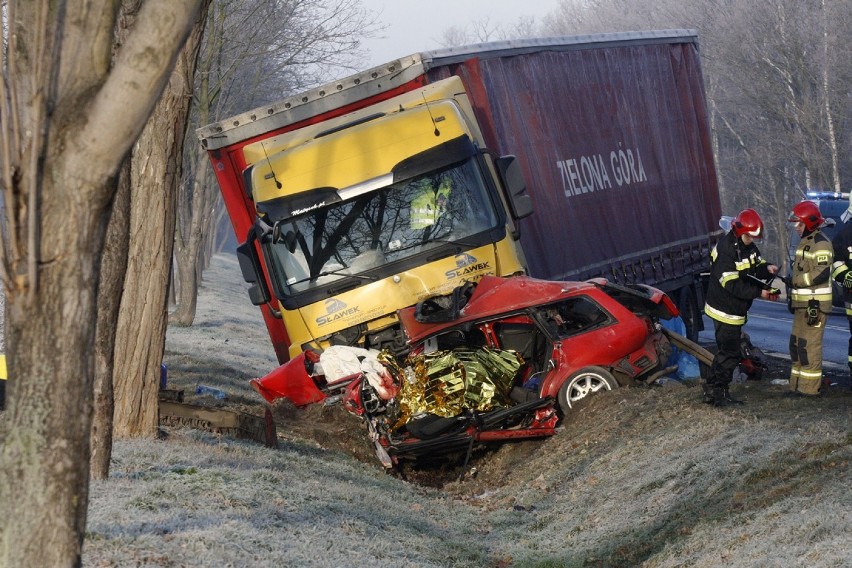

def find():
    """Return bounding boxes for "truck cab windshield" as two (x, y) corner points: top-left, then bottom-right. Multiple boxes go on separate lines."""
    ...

(264, 156), (501, 299)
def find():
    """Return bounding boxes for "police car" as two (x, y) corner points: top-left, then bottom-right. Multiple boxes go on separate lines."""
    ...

(787, 191), (849, 308)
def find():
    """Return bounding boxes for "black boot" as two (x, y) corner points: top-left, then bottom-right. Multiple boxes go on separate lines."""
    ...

(701, 383), (716, 404)
(722, 386), (744, 405)
(702, 384), (728, 406)
(711, 386), (728, 407)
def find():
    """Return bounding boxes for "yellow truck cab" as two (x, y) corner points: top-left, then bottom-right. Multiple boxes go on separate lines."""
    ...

(201, 75), (532, 361)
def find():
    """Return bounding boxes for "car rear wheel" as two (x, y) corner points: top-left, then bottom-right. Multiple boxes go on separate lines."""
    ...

(557, 366), (616, 414)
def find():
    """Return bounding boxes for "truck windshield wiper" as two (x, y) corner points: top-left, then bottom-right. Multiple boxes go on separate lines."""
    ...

(428, 236), (481, 248)
(313, 269), (378, 281)
(385, 236), (481, 262)
(287, 269), (379, 287)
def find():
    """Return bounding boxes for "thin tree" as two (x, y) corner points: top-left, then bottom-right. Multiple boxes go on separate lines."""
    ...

(0, 1), (201, 566)
(110, 0), (212, 439)
(90, 0), (141, 482)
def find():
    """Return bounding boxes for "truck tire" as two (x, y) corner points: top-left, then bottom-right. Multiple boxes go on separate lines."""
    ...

(677, 286), (701, 343)
(557, 366), (616, 415)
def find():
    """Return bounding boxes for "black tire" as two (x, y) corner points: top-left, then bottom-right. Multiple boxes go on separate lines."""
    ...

(677, 286), (701, 343)
(557, 366), (617, 415)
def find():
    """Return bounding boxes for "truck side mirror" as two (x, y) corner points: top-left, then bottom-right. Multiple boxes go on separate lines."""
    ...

(237, 237), (271, 306)
(494, 155), (533, 219)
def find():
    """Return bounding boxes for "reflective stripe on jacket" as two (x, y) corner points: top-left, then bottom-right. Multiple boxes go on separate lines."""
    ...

(832, 220), (852, 316)
(704, 230), (771, 326)
(791, 230), (833, 311)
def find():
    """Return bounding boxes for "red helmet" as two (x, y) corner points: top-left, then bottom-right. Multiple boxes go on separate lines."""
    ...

(732, 208), (764, 239)
(788, 200), (824, 232)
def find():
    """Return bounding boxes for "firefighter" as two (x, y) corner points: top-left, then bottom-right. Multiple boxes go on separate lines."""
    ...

(787, 200), (834, 396)
(831, 200), (852, 386)
(410, 178), (452, 231)
(703, 209), (778, 406)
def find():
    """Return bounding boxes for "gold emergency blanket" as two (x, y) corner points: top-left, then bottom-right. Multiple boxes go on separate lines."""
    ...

(392, 348), (522, 427)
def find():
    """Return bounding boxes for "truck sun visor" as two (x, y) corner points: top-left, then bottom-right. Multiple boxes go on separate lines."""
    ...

(246, 100), (473, 204)
(256, 188), (341, 221)
(392, 136), (476, 184)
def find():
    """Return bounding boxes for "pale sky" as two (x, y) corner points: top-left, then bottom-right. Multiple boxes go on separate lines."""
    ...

(360, 0), (562, 68)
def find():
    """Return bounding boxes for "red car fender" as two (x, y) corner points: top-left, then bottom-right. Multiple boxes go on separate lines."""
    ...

(539, 326), (665, 398)
(538, 328), (645, 399)
(250, 351), (326, 406)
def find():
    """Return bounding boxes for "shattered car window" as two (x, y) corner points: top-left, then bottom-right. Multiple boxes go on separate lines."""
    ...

(541, 297), (609, 338)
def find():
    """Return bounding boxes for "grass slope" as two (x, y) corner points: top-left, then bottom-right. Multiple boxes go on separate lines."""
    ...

(78, 254), (852, 567)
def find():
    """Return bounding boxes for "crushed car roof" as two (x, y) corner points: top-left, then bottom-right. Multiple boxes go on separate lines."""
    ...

(398, 275), (594, 344)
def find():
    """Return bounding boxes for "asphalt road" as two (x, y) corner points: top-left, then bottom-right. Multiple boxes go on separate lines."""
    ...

(698, 298), (849, 368)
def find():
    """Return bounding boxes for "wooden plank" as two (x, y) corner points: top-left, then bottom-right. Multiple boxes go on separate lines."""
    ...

(158, 400), (277, 448)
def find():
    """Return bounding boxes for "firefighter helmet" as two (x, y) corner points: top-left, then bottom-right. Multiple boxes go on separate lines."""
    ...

(788, 200), (824, 232)
(732, 208), (764, 239)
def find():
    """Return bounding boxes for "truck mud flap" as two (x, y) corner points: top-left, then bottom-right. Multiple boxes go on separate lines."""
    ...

(661, 328), (714, 368)
(158, 399), (278, 448)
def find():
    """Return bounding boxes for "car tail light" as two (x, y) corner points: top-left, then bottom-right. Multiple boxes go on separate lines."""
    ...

(660, 294), (680, 317)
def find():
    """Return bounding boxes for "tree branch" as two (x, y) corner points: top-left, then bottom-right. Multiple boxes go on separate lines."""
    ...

(68, 0), (202, 191)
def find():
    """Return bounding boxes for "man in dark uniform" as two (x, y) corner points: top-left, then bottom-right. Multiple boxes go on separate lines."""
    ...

(831, 201), (852, 386)
(787, 200), (834, 396)
(704, 209), (778, 406)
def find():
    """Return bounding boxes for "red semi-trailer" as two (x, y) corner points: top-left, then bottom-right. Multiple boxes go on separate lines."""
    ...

(422, 30), (722, 339)
(198, 29), (721, 362)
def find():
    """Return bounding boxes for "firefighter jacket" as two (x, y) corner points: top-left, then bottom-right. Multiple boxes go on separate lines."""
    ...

(790, 229), (833, 312)
(704, 230), (772, 326)
(831, 220), (852, 316)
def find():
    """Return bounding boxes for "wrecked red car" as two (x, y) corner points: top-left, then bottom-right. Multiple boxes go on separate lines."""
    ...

(252, 275), (690, 467)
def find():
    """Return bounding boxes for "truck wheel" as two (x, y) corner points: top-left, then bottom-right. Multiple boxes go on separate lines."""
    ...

(557, 366), (616, 415)
(677, 286), (701, 342)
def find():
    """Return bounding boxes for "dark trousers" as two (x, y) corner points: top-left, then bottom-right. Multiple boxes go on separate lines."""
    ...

(848, 318), (852, 368)
(709, 320), (741, 387)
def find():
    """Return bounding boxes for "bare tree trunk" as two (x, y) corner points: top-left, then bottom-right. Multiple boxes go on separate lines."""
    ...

(171, 146), (215, 325)
(90, 163), (131, 480)
(112, 1), (211, 438)
(89, 0), (141, 483)
(0, 2), (201, 566)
